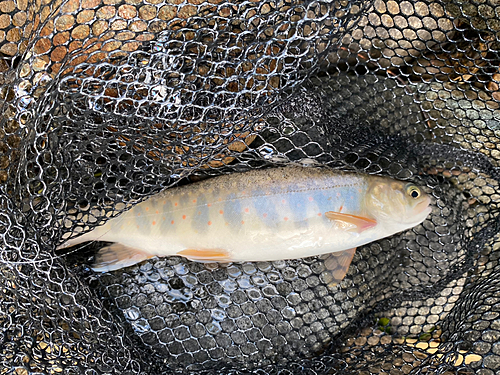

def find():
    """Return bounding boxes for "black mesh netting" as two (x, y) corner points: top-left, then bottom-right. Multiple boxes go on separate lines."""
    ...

(3, 0), (500, 373)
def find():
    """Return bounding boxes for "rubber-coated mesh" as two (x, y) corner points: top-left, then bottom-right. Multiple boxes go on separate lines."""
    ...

(2, 0), (500, 373)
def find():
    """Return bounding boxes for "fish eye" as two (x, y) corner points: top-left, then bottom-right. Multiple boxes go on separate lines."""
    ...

(406, 185), (421, 199)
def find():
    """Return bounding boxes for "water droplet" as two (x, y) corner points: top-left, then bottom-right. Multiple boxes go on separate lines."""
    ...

(159, 268), (175, 280)
(211, 309), (226, 321)
(132, 319), (150, 333)
(18, 96), (34, 109)
(147, 272), (160, 282)
(206, 321), (221, 334)
(124, 307), (140, 320)
(173, 263), (189, 275)
(259, 146), (275, 159)
(155, 282), (169, 293)
(227, 266), (242, 278)
(221, 279), (238, 293)
(139, 262), (153, 272)
(166, 288), (193, 302)
(90, 100), (101, 111)
(237, 275), (251, 289)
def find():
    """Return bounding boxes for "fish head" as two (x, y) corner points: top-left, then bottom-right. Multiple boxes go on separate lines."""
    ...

(364, 177), (432, 231)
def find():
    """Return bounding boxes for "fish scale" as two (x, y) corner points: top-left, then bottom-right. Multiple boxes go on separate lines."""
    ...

(58, 167), (431, 275)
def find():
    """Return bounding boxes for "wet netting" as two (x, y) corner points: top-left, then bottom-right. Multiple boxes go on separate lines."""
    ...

(3, 0), (500, 373)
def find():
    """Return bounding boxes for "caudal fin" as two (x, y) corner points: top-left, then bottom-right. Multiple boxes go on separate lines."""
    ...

(92, 243), (155, 272)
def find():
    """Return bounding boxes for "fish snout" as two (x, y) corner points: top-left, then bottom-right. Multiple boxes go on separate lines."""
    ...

(407, 195), (432, 224)
(415, 195), (432, 215)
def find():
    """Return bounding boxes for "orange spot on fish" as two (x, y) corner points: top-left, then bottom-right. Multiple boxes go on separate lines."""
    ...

(152, 221), (156, 225)
(137, 213), (141, 216)
(207, 203), (212, 207)
(163, 200), (166, 205)
(309, 197), (314, 201)
(136, 225), (139, 228)
(225, 222), (228, 226)
(156, 210), (159, 214)
(218, 198), (222, 202)
(182, 215), (186, 220)
(193, 199), (197, 203)
(208, 221), (212, 226)
(145, 207), (149, 211)
(282, 199), (286, 204)
(244, 208), (249, 213)
(241, 220), (245, 225)
(219, 210), (224, 214)
(339, 205), (343, 212)
(171, 220), (174, 225)
(263, 213), (268, 218)
(284, 217), (288, 221)
(175, 202), (178, 206)
(162, 217), (165, 221)
(242, 191), (246, 195)
(198, 211), (201, 215)
(318, 213), (322, 216)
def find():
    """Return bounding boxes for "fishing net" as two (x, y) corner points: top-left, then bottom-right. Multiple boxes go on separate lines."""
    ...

(2, 0), (500, 373)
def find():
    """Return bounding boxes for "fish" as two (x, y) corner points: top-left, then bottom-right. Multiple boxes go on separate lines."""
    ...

(58, 167), (432, 282)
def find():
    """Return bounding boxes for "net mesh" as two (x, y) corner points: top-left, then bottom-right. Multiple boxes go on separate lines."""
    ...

(2, 0), (500, 373)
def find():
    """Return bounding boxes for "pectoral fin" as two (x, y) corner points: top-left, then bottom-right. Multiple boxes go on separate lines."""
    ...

(324, 211), (377, 233)
(92, 243), (155, 272)
(320, 247), (357, 287)
(176, 249), (231, 262)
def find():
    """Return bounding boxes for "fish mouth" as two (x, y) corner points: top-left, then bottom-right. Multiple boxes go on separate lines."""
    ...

(414, 196), (432, 218)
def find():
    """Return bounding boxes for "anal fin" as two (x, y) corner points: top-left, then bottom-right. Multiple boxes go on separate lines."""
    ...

(320, 247), (357, 287)
(92, 243), (155, 272)
(177, 249), (231, 262)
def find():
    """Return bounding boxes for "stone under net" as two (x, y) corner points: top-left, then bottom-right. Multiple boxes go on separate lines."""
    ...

(1, 0), (500, 373)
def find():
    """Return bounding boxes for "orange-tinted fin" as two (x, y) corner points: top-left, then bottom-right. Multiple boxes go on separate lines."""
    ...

(320, 248), (357, 287)
(92, 243), (155, 272)
(177, 249), (231, 262)
(324, 211), (377, 233)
